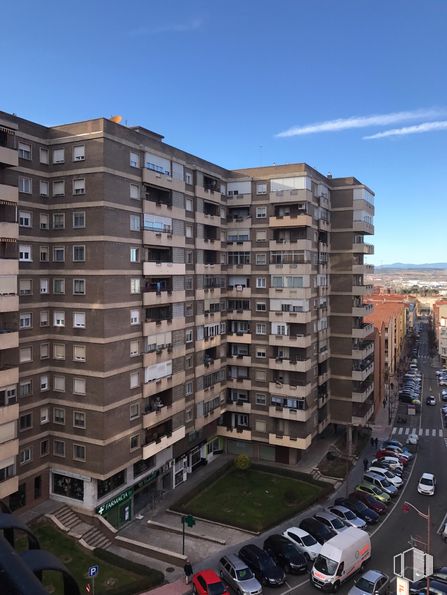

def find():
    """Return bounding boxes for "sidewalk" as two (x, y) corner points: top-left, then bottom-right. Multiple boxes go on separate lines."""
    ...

(140, 578), (189, 595)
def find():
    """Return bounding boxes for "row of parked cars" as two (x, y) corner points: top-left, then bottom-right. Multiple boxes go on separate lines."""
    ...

(399, 365), (422, 407)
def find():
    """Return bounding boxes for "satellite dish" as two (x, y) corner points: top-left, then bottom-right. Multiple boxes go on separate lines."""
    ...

(110, 115), (123, 124)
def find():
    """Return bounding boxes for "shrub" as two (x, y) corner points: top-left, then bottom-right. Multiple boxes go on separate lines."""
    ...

(234, 454), (251, 470)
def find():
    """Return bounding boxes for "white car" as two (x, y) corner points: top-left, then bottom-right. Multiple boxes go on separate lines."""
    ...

(418, 473), (436, 496)
(367, 466), (403, 488)
(282, 526), (321, 560)
(372, 456), (403, 474)
(407, 432), (419, 445)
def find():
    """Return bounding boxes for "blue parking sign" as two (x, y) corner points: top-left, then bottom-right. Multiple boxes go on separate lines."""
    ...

(88, 565), (99, 578)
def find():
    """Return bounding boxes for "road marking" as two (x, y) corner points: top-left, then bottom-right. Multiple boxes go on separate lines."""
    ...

(392, 426), (397, 434)
(437, 510), (447, 535)
(419, 428), (423, 436)
(405, 427), (410, 435)
(398, 427), (403, 435)
(425, 429), (430, 436)
(439, 429), (444, 437)
(432, 429), (437, 436)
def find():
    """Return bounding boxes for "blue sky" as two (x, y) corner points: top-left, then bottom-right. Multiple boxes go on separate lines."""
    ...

(2, 0), (446, 264)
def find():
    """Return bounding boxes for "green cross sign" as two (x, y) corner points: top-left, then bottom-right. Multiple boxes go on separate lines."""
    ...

(182, 514), (196, 528)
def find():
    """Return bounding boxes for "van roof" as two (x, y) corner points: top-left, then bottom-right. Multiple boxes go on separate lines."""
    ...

(318, 527), (369, 559)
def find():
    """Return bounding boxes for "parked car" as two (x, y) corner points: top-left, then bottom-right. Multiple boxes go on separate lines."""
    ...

(348, 569), (390, 594)
(334, 497), (379, 525)
(371, 456), (403, 474)
(327, 505), (366, 528)
(282, 526), (321, 561)
(383, 439), (404, 449)
(417, 473), (436, 496)
(382, 445), (412, 461)
(192, 569), (230, 595)
(367, 465), (403, 488)
(407, 432), (419, 445)
(409, 567), (447, 593)
(218, 554), (263, 595)
(363, 472), (398, 498)
(375, 450), (409, 465)
(299, 517), (337, 544)
(313, 511), (350, 534)
(263, 534), (308, 574)
(238, 544), (286, 587)
(441, 390), (447, 402)
(355, 482), (391, 504)
(350, 491), (387, 514)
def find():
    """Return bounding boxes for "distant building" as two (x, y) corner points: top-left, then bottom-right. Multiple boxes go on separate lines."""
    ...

(433, 300), (447, 366)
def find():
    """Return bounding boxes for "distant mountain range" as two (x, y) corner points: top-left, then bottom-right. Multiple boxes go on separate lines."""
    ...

(375, 263), (447, 270)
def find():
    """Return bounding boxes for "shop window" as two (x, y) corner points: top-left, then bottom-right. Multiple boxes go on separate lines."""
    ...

(97, 469), (126, 499)
(53, 473), (84, 501)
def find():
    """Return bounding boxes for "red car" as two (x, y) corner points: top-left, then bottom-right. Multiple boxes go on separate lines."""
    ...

(192, 569), (230, 595)
(375, 449), (408, 465)
(349, 491), (387, 515)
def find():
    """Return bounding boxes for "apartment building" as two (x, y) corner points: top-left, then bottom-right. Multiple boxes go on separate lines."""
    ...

(433, 299), (447, 366)
(0, 111), (374, 526)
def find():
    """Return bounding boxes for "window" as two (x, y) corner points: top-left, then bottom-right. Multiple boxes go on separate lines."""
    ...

(53, 343), (65, 360)
(185, 197), (193, 211)
(73, 378), (86, 395)
(73, 211), (85, 228)
(130, 435), (139, 450)
(255, 253), (267, 265)
(40, 440), (49, 457)
(39, 245), (49, 261)
(256, 230), (267, 242)
(73, 145), (85, 161)
(256, 348), (266, 358)
(185, 172), (193, 185)
(52, 213), (65, 229)
(130, 214), (140, 231)
(54, 311), (65, 327)
(20, 448), (33, 464)
(185, 408), (193, 422)
(256, 206), (267, 218)
(39, 214), (49, 230)
(130, 247), (139, 262)
(73, 345), (86, 362)
(255, 419), (267, 432)
(185, 381), (193, 396)
(73, 312), (86, 328)
(185, 302), (193, 317)
(73, 245), (85, 262)
(130, 183), (140, 199)
(53, 246), (65, 262)
(40, 311), (49, 327)
(130, 340), (139, 357)
(19, 279), (32, 295)
(255, 323), (267, 335)
(256, 302), (267, 311)
(40, 343), (49, 359)
(130, 371), (139, 389)
(40, 407), (49, 423)
(130, 278), (141, 294)
(19, 211), (32, 227)
(40, 375), (49, 392)
(53, 148), (65, 164)
(255, 369), (267, 381)
(130, 402), (140, 420)
(39, 180), (49, 196)
(130, 309), (140, 325)
(19, 380), (32, 397)
(185, 355), (193, 369)
(185, 277), (193, 290)
(185, 225), (193, 238)
(73, 411), (86, 429)
(54, 440), (65, 457)
(73, 178), (85, 195)
(19, 413), (32, 431)
(19, 245), (32, 262)
(256, 182), (267, 195)
(19, 177), (32, 193)
(19, 313), (32, 329)
(54, 408), (65, 424)
(186, 251), (193, 264)
(255, 393), (267, 405)
(256, 277), (266, 288)
(20, 347), (32, 363)
(53, 180), (65, 196)
(54, 376), (66, 392)
(53, 278), (65, 295)
(130, 152), (140, 168)
(73, 444), (86, 461)
(185, 329), (193, 343)
(40, 147), (49, 164)
(73, 279), (85, 295)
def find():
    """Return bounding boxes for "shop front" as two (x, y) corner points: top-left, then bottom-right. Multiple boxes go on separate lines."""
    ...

(95, 487), (133, 529)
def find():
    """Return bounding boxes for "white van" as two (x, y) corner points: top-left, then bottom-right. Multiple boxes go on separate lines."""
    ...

(311, 527), (371, 591)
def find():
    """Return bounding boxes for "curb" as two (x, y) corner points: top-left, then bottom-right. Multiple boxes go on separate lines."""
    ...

(147, 520), (227, 545)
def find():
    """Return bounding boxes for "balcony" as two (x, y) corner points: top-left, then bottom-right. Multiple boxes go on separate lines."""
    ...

(227, 354), (251, 366)
(0, 184), (18, 203)
(352, 303), (373, 317)
(0, 146), (18, 168)
(269, 188), (312, 204)
(195, 264), (222, 275)
(226, 263), (251, 275)
(0, 222), (18, 241)
(352, 382), (374, 403)
(143, 425), (186, 459)
(270, 358), (312, 373)
(144, 318), (185, 337)
(352, 242), (374, 255)
(143, 371), (186, 398)
(216, 426), (252, 441)
(143, 398), (186, 429)
(352, 264), (374, 275)
(227, 377), (252, 391)
(269, 287), (314, 299)
(226, 400), (252, 413)
(0, 295), (18, 313)
(318, 348), (330, 363)
(195, 407), (223, 430)
(269, 334), (312, 348)
(196, 211), (221, 226)
(226, 286), (251, 298)
(352, 341), (374, 359)
(269, 214), (313, 228)
(0, 258), (18, 276)
(353, 220), (374, 234)
(0, 331), (18, 351)
(0, 403), (19, 425)
(227, 332), (252, 344)
(269, 263), (313, 276)
(352, 323), (374, 339)
(268, 405), (314, 422)
(352, 362), (374, 382)
(268, 433), (312, 450)
(269, 311), (313, 324)
(226, 310), (249, 321)
(143, 289), (185, 307)
(143, 230), (185, 248)
(226, 194), (251, 206)
(143, 262), (185, 276)
(195, 238), (220, 251)
(269, 239), (314, 251)
(318, 371), (330, 384)
(195, 357), (223, 378)
(0, 476), (18, 500)
(0, 366), (18, 387)
(143, 168), (185, 193)
(268, 382), (312, 399)
(195, 185), (222, 202)
(0, 438), (19, 460)
(352, 403), (374, 426)
(195, 335), (222, 352)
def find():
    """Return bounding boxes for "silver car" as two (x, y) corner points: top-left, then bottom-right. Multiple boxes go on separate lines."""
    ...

(313, 511), (349, 534)
(327, 505), (366, 529)
(348, 569), (390, 594)
(219, 553), (263, 595)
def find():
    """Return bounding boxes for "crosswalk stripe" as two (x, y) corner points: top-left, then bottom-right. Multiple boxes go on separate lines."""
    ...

(439, 429), (444, 437)
(425, 429), (430, 436)
(432, 429), (437, 437)
(419, 428), (423, 436)
(405, 428), (410, 435)
(392, 427), (397, 434)
(398, 428), (404, 435)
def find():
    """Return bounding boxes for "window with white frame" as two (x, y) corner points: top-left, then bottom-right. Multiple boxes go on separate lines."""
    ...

(130, 183), (140, 199)
(255, 419), (267, 432)
(73, 145), (85, 161)
(185, 381), (193, 396)
(255, 253), (267, 265)
(39, 147), (49, 164)
(130, 247), (139, 262)
(130, 309), (140, 325)
(255, 392), (267, 405)
(52, 212), (65, 229)
(40, 311), (49, 327)
(53, 148), (65, 164)
(54, 407), (65, 423)
(256, 206), (267, 218)
(40, 375), (49, 392)
(256, 348), (266, 358)
(256, 302), (266, 311)
(40, 407), (49, 424)
(256, 230), (267, 242)
(54, 376), (66, 393)
(73, 245), (85, 262)
(73, 444), (86, 461)
(255, 323), (267, 335)
(19, 245), (32, 262)
(130, 340), (139, 357)
(185, 329), (193, 343)
(20, 447), (33, 464)
(53, 278), (65, 294)
(19, 380), (32, 397)
(19, 211), (32, 227)
(73, 279), (85, 295)
(39, 245), (49, 261)
(53, 440), (65, 457)
(73, 178), (85, 195)
(255, 368), (267, 381)
(53, 180), (65, 196)
(130, 152), (140, 168)
(53, 246), (65, 262)
(39, 180), (49, 196)
(73, 411), (86, 429)
(39, 214), (49, 230)
(130, 371), (139, 389)
(185, 197), (193, 211)
(40, 343), (49, 359)
(53, 344), (65, 360)
(130, 402), (140, 419)
(73, 312), (86, 328)
(185, 171), (193, 185)
(54, 311), (65, 327)
(130, 214), (140, 231)
(19, 279), (32, 295)
(73, 345), (86, 362)
(185, 225), (193, 238)
(18, 177), (32, 193)
(256, 182), (267, 195)
(130, 434), (139, 450)
(40, 440), (49, 457)
(130, 278), (141, 294)
(256, 277), (266, 288)
(73, 377), (86, 395)
(20, 347), (32, 363)
(19, 312), (32, 329)
(73, 211), (85, 228)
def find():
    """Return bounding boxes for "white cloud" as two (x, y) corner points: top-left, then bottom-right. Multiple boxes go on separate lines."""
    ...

(364, 120), (447, 139)
(129, 18), (203, 37)
(275, 108), (447, 138)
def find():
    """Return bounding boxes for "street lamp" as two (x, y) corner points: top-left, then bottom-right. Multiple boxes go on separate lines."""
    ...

(402, 501), (431, 594)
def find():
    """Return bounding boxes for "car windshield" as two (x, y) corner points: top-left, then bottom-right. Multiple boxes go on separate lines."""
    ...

(262, 558), (279, 573)
(236, 568), (253, 581)
(208, 582), (227, 595)
(302, 534), (317, 546)
(314, 555), (338, 576)
(381, 478), (391, 488)
(355, 577), (375, 593)
(331, 517), (345, 529)
(420, 477), (433, 486)
(344, 510), (356, 520)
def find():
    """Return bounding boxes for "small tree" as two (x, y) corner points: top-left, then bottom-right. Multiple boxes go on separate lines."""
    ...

(234, 454), (251, 471)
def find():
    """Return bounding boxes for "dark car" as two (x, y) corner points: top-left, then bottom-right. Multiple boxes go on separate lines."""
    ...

(349, 491), (387, 515)
(299, 517), (337, 545)
(410, 579), (447, 594)
(263, 534), (308, 574)
(238, 544), (286, 587)
(334, 497), (379, 524)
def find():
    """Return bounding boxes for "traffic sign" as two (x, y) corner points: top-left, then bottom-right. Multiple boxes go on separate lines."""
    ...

(85, 584), (91, 593)
(88, 565), (99, 578)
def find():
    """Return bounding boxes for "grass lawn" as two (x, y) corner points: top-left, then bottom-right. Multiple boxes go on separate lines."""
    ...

(175, 467), (325, 532)
(318, 456), (350, 479)
(16, 520), (164, 595)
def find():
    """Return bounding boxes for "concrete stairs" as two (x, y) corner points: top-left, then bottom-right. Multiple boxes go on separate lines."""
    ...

(80, 526), (112, 550)
(53, 505), (84, 534)
(48, 505), (112, 550)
